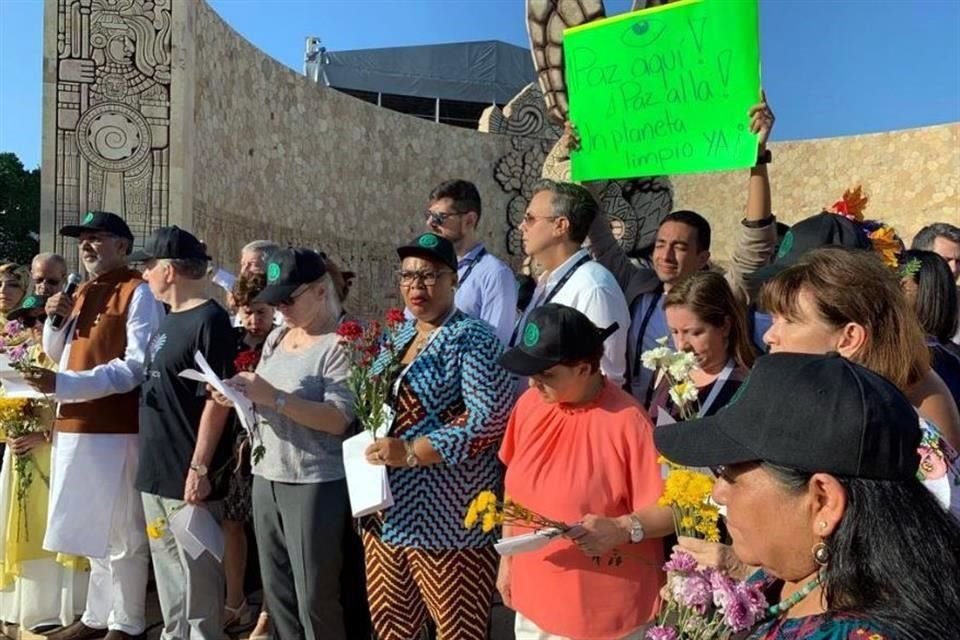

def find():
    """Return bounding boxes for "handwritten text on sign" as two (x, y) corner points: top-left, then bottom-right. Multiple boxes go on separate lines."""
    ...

(565, 0), (760, 181)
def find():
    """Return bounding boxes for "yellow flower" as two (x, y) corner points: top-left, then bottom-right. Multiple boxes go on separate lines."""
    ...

(463, 502), (479, 529)
(481, 511), (497, 533)
(146, 517), (167, 539)
(679, 516), (695, 531)
(475, 490), (497, 513)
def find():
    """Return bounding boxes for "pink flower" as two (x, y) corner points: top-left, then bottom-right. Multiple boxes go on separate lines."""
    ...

(7, 345), (28, 364)
(671, 572), (712, 615)
(4, 320), (23, 336)
(645, 626), (678, 640)
(663, 550), (697, 573)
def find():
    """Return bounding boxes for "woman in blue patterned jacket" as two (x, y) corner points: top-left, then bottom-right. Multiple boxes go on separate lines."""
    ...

(363, 232), (513, 640)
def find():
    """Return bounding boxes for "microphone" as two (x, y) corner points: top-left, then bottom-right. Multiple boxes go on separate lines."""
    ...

(51, 273), (82, 330)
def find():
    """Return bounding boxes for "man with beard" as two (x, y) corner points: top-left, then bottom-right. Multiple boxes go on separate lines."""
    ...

(28, 212), (164, 640)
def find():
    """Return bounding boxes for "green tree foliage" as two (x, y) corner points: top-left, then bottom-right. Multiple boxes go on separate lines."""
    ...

(0, 152), (41, 265)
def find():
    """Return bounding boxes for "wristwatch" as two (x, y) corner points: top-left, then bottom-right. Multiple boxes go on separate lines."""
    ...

(755, 148), (773, 165)
(627, 515), (645, 543)
(404, 441), (420, 468)
(274, 391), (288, 414)
(189, 462), (208, 477)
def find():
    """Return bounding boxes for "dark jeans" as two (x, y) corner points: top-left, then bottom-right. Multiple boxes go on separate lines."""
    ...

(253, 476), (349, 640)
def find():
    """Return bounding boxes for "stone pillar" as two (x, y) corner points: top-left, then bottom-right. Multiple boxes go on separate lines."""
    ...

(41, 0), (193, 267)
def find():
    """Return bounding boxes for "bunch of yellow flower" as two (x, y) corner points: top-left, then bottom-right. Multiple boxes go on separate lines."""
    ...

(463, 489), (568, 534)
(0, 397), (30, 432)
(658, 458), (720, 542)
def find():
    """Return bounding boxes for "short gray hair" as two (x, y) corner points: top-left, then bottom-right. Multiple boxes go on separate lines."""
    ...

(31, 252), (67, 273)
(241, 240), (280, 256)
(911, 223), (960, 251)
(530, 179), (598, 244)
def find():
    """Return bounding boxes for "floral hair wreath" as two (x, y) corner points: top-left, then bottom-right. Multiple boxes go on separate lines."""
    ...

(827, 186), (920, 278)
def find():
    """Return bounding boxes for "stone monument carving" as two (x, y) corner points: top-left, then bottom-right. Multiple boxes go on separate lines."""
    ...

(45, 0), (173, 267)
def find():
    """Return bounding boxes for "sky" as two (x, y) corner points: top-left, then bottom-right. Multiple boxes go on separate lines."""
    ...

(1, 0), (958, 170)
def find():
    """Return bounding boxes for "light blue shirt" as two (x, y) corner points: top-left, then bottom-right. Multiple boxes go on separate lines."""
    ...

(454, 243), (517, 345)
(628, 291), (670, 404)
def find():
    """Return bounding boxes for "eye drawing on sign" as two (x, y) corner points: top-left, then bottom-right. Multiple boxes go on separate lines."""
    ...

(483, 0), (676, 258)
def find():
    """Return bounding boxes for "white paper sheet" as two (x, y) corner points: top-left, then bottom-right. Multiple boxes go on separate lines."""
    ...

(0, 366), (47, 399)
(168, 504), (224, 561)
(211, 268), (236, 293)
(342, 430), (394, 518)
(185, 351), (256, 435)
(494, 527), (563, 556)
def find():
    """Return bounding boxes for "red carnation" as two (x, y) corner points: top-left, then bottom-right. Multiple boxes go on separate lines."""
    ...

(234, 349), (261, 373)
(385, 308), (405, 327)
(336, 321), (364, 342)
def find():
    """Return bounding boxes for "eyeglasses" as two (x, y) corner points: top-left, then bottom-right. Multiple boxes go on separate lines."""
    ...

(397, 270), (453, 287)
(424, 210), (466, 227)
(521, 213), (559, 226)
(32, 277), (62, 288)
(276, 285), (310, 307)
(20, 314), (43, 329)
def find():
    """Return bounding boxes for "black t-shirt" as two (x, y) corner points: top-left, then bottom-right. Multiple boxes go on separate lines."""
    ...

(136, 300), (237, 500)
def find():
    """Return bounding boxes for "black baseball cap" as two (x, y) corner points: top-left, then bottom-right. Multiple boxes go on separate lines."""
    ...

(499, 303), (619, 376)
(7, 293), (47, 321)
(654, 353), (922, 481)
(129, 225), (211, 262)
(751, 212), (871, 286)
(253, 247), (327, 305)
(397, 233), (457, 272)
(60, 211), (134, 244)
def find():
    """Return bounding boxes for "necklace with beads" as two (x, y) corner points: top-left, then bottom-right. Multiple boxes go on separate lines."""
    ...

(764, 574), (821, 619)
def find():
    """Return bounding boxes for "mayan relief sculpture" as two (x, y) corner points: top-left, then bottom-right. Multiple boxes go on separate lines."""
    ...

(51, 0), (172, 263)
(484, 0), (675, 258)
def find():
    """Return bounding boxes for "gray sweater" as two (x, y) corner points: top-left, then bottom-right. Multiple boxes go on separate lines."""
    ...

(252, 328), (355, 483)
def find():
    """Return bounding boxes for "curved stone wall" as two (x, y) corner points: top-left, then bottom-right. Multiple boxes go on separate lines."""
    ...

(672, 123), (960, 261)
(42, 0), (958, 316)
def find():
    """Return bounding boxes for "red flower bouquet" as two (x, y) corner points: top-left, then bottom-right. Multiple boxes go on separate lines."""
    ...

(337, 309), (405, 436)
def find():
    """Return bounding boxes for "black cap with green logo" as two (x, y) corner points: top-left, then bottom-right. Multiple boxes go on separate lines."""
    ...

(498, 303), (619, 376)
(7, 293), (47, 322)
(59, 211), (134, 244)
(253, 247), (327, 305)
(396, 233), (457, 272)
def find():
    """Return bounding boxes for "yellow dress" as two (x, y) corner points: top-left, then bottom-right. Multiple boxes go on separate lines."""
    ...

(0, 343), (88, 627)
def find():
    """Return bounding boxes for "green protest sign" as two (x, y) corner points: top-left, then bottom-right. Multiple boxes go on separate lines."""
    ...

(564, 0), (760, 181)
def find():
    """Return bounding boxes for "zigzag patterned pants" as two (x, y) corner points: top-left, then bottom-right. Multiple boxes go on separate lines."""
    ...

(362, 531), (498, 640)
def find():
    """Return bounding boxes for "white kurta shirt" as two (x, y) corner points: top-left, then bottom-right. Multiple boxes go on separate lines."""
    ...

(42, 282), (163, 558)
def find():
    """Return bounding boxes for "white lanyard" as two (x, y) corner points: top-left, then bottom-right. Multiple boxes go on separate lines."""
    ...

(697, 358), (736, 418)
(391, 308), (457, 397)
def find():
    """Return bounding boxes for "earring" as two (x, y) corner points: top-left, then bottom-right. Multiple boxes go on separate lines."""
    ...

(818, 521), (828, 531)
(812, 541), (830, 567)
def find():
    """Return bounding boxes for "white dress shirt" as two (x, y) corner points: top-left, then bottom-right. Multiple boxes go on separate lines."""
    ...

(516, 249), (630, 386)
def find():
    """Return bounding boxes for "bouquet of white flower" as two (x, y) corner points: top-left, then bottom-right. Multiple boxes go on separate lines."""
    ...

(641, 337), (700, 420)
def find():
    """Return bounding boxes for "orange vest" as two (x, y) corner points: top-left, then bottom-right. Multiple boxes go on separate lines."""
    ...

(55, 267), (144, 435)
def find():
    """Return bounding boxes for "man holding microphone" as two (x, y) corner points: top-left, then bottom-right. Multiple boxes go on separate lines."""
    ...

(26, 211), (163, 640)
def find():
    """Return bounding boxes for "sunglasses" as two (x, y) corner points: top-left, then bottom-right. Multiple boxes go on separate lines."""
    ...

(276, 285), (310, 307)
(19, 314), (45, 329)
(33, 277), (62, 287)
(424, 210), (466, 227)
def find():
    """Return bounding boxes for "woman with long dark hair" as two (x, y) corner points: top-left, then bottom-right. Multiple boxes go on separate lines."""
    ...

(656, 352), (960, 639)
(901, 249), (960, 404)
